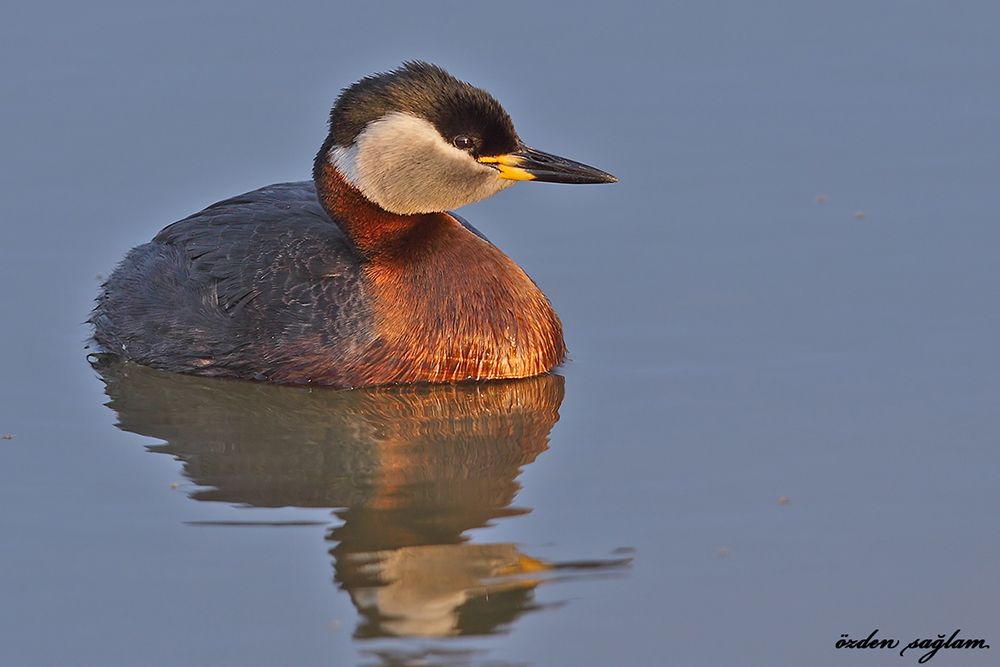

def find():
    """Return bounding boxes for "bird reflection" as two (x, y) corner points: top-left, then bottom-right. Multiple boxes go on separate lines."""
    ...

(92, 356), (627, 640)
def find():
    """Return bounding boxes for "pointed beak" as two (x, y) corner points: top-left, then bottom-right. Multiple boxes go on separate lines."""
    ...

(478, 142), (618, 184)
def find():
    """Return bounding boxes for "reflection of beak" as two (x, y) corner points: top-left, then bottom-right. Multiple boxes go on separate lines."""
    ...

(478, 142), (618, 184)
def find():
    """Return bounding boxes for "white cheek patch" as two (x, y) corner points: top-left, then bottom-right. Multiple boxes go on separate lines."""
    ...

(330, 112), (514, 215)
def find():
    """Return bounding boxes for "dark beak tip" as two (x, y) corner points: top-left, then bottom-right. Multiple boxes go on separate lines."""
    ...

(585, 170), (618, 185)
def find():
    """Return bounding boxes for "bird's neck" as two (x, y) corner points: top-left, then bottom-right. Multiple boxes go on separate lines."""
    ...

(315, 162), (432, 257)
(314, 162), (566, 385)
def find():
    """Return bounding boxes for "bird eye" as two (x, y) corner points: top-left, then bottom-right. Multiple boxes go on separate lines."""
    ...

(453, 135), (474, 151)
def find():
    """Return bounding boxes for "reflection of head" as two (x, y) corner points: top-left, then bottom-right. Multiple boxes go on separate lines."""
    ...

(94, 358), (568, 638)
(347, 544), (549, 638)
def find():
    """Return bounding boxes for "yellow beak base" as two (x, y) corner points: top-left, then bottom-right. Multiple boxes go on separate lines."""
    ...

(478, 155), (537, 181)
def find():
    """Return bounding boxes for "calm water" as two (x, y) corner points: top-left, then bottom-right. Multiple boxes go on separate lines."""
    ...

(2, 2), (998, 665)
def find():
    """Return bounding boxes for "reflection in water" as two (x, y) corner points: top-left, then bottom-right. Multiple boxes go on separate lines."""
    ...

(357, 646), (519, 667)
(93, 357), (628, 642)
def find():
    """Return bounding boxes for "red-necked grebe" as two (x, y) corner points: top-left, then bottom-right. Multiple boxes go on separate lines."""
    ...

(91, 62), (617, 387)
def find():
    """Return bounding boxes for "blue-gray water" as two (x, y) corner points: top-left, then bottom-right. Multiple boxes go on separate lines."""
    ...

(2, 2), (998, 665)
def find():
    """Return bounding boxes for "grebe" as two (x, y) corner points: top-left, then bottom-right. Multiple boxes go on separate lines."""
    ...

(91, 62), (616, 387)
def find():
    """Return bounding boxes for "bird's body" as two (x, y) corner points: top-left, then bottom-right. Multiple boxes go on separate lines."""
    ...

(91, 63), (615, 387)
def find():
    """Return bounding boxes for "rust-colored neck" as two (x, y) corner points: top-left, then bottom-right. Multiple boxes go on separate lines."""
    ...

(315, 160), (435, 257)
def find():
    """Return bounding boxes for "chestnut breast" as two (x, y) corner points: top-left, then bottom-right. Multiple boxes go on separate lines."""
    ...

(353, 213), (566, 385)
